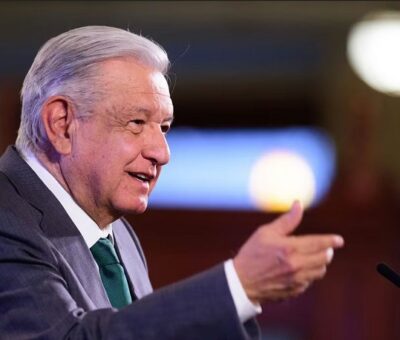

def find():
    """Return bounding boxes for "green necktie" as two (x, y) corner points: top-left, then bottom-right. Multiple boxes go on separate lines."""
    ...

(90, 237), (132, 308)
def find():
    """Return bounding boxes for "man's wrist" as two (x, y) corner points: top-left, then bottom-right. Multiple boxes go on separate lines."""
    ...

(224, 259), (262, 323)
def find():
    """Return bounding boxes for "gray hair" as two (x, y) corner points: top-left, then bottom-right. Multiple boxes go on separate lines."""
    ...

(16, 25), (170, 153)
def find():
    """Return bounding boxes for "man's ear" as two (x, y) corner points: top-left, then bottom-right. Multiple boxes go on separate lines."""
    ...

(41, 96), (76, 155)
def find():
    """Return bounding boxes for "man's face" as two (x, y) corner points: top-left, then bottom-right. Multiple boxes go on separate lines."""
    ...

(63, 58), (173, 225)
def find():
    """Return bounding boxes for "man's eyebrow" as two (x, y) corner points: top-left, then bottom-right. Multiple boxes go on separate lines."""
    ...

(164, 115), (174, 123)
(128, 106), (151, 115)
(124, 106), (174, 122)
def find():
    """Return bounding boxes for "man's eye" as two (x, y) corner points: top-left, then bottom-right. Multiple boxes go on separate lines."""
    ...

(130, 119), (145, 125)
(161, 124), (171, 134)
(128, 119), (145, 134)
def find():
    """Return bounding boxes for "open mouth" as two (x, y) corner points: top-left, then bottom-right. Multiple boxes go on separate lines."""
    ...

(129, 172), (153, 183)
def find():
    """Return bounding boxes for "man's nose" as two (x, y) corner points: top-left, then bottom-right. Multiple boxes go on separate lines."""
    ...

(142, 127), (170, 166)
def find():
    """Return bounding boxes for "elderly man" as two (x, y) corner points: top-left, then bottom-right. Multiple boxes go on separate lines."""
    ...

(0, 26), (343, 339)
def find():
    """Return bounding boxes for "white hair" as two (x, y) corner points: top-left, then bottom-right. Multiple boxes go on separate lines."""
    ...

(16, 25), (170, 153)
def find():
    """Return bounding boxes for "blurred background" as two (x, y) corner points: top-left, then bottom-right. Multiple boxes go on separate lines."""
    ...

(1, 1), (400, 339)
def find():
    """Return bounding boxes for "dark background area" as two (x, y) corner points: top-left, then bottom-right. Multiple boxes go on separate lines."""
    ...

(1, 2), (400, 339)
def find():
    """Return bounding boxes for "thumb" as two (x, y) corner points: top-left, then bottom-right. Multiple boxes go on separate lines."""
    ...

(268, 200), (303, 236)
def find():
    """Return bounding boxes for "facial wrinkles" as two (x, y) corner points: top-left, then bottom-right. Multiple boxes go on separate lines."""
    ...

(102, 105), (130, 130)
(102, 68), (170, 100)
(107, 98), (173, 129)
(98, 61), (173, 123)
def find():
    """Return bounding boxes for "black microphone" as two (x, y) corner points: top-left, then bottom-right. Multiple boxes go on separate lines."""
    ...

(376, 263), (400, 288)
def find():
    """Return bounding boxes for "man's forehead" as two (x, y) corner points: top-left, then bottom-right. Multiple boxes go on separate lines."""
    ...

(149, 71), (171, 94)
(95, 58), (173, 116)
(99, 58), (170, 92)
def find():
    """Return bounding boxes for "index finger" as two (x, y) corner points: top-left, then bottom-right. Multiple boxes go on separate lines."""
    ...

(290, 234), (344, 254)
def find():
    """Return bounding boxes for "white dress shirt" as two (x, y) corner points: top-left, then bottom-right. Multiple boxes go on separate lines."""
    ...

(22, 150), (261, 323)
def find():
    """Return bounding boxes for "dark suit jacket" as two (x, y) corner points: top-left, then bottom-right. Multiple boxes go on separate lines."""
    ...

(0, 146), (259, 339)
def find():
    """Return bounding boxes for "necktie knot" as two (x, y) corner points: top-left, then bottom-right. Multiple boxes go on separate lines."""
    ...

(90, 237), (119, 266)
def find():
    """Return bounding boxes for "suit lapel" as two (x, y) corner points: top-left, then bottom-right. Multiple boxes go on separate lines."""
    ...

(0, 146), (111, 309)
(42, 212), (111, 309)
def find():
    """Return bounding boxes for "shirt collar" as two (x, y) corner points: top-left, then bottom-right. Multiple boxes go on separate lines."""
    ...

(21, 149), (113, 248)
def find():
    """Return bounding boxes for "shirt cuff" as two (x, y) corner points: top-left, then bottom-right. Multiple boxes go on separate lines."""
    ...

(224, 259), (262, 323)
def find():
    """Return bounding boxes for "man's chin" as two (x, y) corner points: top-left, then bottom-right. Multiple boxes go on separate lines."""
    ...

(117, 200), (149, 216)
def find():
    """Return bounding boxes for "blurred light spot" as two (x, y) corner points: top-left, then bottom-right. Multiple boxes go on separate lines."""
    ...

(348, 11), (400, 96)
(149, 128), (335, 211)
(249, 150), (316, 212)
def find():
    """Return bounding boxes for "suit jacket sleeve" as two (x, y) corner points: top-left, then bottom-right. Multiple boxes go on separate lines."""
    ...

(0, 152), (260, 340)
